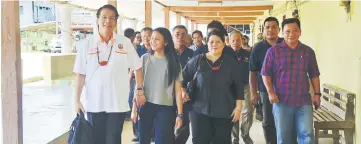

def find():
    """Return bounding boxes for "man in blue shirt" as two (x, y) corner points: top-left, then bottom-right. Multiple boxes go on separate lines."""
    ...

(128, 27), (153, 142)
(249, 17), (283, 144)
(173, 25), (194, 144)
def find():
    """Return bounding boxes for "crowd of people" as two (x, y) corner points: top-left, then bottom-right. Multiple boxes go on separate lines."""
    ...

(73, 4), (321, 144)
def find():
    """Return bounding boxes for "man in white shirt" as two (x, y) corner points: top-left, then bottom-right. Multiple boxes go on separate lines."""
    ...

(73, 4), (145, 144)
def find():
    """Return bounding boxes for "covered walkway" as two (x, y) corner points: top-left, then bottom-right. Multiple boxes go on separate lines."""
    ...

(1, 0), (361, 144)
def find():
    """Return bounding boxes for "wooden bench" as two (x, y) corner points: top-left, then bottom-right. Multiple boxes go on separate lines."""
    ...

(313, 84), (355, 144)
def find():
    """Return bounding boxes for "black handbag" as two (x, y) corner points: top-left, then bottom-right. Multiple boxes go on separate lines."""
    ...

(68, 112), (95, 144)
(186, 55), (203, 100)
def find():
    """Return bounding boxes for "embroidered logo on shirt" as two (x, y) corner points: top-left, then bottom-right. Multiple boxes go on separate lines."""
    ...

(244, 57), (249, 63)
(115, 43), (127, 54)
(118, 44), (123, 49)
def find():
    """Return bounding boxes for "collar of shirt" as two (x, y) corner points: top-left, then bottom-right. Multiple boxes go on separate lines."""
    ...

(96, 32), (116, 46)
(204, 53), (225, 66)
(176, 46), (189, 55)
(195, 44), (203, 49)
(261, 38), (284, 48)
(279, 40), (304, 51)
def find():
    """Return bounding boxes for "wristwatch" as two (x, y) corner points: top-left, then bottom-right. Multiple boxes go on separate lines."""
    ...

(315, 93), (321, 96)
(136, 87), (143, 91)
(177, 113), (183, 118)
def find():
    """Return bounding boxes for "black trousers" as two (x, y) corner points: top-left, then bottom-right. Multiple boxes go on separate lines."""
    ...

(190, 110), (233, 144)
(260, 92), (277, 144)
(87, 112), (126, 144)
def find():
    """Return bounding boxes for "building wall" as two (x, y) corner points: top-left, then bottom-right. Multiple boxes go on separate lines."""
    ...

(33, 1), (55, 23)
(253, 1), (361, 142)
(19, 1), (34, 26)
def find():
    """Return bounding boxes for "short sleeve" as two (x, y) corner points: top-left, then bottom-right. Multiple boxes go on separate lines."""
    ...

(260, 48), (274, 76)
(249, 45), (259, 71)
(307, 49), (320, 78)
(125, 38), (141, 70)
(73, 40), (87, 75)
(182, 55), (200, 88)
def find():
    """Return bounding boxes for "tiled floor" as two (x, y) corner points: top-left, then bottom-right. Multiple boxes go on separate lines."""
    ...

(23, 79), (333, 144)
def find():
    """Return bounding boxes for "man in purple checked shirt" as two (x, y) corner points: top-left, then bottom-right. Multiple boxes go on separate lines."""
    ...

(261, 18), (321, 144)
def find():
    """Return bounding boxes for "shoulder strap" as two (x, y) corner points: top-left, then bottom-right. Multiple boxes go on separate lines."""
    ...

(192, 54), (203, 80)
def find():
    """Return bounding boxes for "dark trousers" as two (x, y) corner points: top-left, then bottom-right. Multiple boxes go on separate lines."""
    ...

(138, 102), (176, 144)
(260, 92), (277, 144)
(190, 110), (233, 144)
(175, 102), (191, 144)
(256, 100), (263, 117)
(128, 78), (139, 139)
(86, 112), (126, 144)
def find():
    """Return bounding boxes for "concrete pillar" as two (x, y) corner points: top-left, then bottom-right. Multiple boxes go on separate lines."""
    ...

(1, 1), (23, 143)
(145, 0), (152, 27)
(191, 21), (194, 32)
(108, 0), (117, 33)
(92, 12), (98, 35)
(164, 7), (170, 29)
(125, 19), (137, 30)
(136, 20), (145, 31)
(59, 5), (72, 54)
(176, 13), (181, 25)
(117, 17), (124, 35)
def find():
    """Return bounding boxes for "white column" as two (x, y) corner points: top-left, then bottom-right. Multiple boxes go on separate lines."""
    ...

(59, 5), (72, 54)
(128, 19), (137, 30)
(136, 20), (145, 31)
(92, 12), (98, 35)
(117, 17), (124, 35)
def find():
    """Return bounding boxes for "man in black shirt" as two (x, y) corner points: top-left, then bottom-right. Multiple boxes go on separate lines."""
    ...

(229, 31), (253, 144)
(249, 17), (288, 144)
(173, 25), (194, 144)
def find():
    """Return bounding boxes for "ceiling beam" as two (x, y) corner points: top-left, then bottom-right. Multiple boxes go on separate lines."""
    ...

(196, 21), (252, 25)
(180, 11), (264, 17)
(154, 0), (167, 7)
(170, 6), (273, 12)
(189, 17), (256, 21)
(195, 20), (253, 25)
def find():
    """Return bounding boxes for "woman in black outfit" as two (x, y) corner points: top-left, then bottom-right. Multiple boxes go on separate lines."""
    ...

(182, 30), (244, 144)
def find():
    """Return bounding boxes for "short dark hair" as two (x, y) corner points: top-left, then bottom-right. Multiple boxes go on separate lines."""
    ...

(96, 4), (119, 19)
(134, 31), (141, 36)
(207, 30), (225, 43)
(243, 35), (249, 40)
(172, 25), (188, 34)
(207, 20), (227, 36)
(263, 17), (279, 30)
(124, 28), (135, 39)
(141, 27), (153, 33)
(282, 18), (301, 31)
(192, 30), (203, 38)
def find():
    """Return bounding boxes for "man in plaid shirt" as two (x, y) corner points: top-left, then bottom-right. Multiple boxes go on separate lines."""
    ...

(261, 18), (321, 144)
